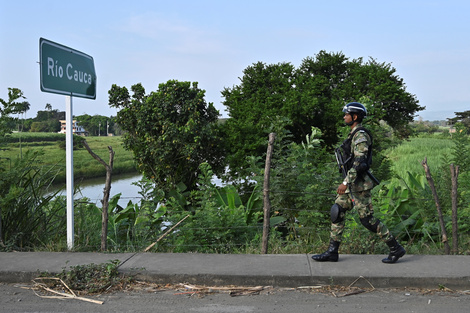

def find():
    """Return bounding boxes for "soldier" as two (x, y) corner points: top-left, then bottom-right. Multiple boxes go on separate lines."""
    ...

(311, 102), (406, 263)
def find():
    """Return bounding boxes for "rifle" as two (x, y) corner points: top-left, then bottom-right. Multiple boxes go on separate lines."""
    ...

(335, 147), (355, 205)
(335, 147), (350, 180)
(335, 147), (380, 185)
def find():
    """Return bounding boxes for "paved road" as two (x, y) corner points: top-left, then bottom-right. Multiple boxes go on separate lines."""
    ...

(1, 251), (469, 313)
(1, 282), (469, 313)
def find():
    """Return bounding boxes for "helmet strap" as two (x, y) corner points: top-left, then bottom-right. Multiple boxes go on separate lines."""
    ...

(345, 113), (356, 126)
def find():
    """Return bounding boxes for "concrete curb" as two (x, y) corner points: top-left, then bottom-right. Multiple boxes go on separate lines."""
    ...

(1, 252), (469, 290)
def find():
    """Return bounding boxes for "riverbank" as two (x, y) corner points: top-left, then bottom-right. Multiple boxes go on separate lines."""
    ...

(1, 133), (137, 182)
(58, 172), (143, 207)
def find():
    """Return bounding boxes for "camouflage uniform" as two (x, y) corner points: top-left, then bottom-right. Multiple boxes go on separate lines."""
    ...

(330, 124), (392, 242)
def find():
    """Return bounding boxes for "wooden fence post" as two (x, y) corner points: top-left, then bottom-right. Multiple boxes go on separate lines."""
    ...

(82, 141), (115, 252)
(261, 133), (275, 254)
(421, 157), (450, 254)
(450, 163), (459, 254)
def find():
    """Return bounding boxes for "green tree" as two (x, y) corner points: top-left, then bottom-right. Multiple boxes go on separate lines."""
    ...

(29, 121), (49, 132)
(29, 120), (60, 133)
(221, 51), (423, 177)
(294, 51), (351, 146)
(108, 80), (224, 194)
(30, 109), (61, 132)
(295, 51), (421, 143)
(447, 110), (470, 128)
(221, 62), (297, 178)
(409, 120), (440, 135)
(75, 114), (112, 136)
(0, 88), (28, 138)
(350, 58), (422, 136)
(35, 109), (61, 121)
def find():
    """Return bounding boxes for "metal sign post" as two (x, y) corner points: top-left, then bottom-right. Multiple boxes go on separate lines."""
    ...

(39, 38), (96, 250)
(65, 96), (74, 249)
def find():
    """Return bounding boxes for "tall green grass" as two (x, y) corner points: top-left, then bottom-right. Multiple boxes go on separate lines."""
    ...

(385, 137), (454, 179)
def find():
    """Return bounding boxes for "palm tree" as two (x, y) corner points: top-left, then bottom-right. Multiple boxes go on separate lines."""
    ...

(17, 101), (30, 131)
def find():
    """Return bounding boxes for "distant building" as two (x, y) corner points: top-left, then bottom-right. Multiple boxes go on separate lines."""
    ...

(58, 120), (88, 136)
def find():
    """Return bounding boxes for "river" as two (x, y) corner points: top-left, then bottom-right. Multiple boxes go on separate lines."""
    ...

(54, 172), (224, 207)
(53, 172), (143, 207)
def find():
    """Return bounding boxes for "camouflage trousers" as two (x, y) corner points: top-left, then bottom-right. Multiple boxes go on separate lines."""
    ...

(330, 190), (392, 243)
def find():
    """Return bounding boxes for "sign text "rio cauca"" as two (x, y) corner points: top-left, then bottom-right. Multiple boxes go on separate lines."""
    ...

(39, 38), (96, 99)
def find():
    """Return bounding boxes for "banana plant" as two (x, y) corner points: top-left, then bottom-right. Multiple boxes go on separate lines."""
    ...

(214, 184), (263, 225)
(377, 172), (434, 241)
(106, 182), (167, 249)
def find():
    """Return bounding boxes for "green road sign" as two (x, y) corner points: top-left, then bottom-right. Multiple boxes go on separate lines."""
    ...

(40, 38), (96, 99)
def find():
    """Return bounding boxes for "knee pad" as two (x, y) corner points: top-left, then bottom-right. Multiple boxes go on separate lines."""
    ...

(360, 215), (380, 233)
(331, 204), (345, 223)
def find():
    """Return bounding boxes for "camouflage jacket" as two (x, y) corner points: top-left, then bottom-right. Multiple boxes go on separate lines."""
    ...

(342, 124), (376, 192)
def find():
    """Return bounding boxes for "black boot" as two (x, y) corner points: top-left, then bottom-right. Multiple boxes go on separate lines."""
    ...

(382, 237), (406, 264)
(312, 240), (340, 262)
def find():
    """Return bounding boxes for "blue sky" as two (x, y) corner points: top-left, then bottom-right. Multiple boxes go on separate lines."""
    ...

(1, 0), (468, 121)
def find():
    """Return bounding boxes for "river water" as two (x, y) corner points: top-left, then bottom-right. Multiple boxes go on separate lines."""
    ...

(53, 172), (143, 207)
(54, 172), (224, 207)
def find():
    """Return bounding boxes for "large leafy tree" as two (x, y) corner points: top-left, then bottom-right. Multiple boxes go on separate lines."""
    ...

(222, 51), (423, 176)
(221, 62), (297, 178)
(108, 80), (224, 193)
(295, 51), (352, 146)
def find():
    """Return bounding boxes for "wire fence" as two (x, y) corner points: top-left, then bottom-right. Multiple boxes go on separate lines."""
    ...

(74, 188), (434, 207)
(62, 186), (456, 254)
